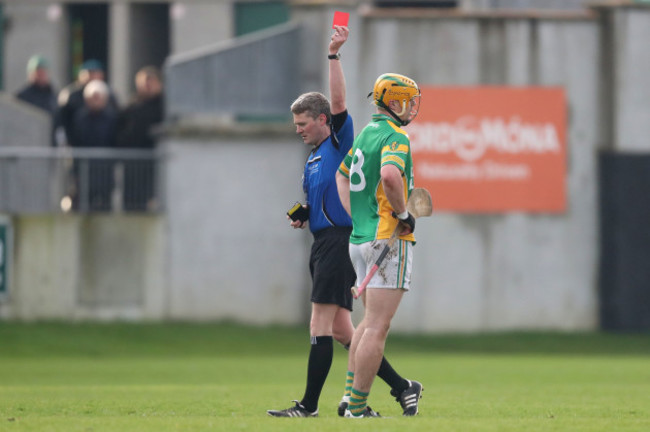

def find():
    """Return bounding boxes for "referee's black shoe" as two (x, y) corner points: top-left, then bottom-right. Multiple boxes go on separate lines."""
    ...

(267, 401), (318, 417)
(390, 379), (423, 416)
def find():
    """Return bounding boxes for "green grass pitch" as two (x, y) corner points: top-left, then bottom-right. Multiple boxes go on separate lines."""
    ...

(1, 322), (649, 431)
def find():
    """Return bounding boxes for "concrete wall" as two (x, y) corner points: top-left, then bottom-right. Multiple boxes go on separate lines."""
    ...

(0, 96), (55, 213)
(156, 6), (606, 331)
(2, 3), (68, 94)
(0, 214), (165, 320)
(606, 6), (650, 152)
(461, 0), (588, 11)
(170, 1), (233, 56)
(0, 94), (50, 147)
(160, 124), (312, 324)
(2, 3), (650, 331)
(0, 126), (311, 325)
(342, 10), (601, 331)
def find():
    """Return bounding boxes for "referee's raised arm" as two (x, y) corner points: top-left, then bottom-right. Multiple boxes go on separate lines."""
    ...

(329, 25), (348, 116)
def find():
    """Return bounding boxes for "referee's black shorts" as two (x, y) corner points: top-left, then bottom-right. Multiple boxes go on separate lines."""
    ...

(310, 226), (355, 311)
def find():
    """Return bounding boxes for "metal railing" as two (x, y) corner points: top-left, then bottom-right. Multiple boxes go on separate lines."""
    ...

(0, 147), (164, 214)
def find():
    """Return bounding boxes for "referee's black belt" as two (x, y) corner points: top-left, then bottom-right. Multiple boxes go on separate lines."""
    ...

(313, 226), (352, 240)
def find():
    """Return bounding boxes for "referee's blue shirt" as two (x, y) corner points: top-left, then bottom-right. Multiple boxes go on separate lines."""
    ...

(303, 111), (354, 234)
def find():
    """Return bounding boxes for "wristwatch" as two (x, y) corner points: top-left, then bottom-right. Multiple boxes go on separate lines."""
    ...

(328, 53), (341, 60)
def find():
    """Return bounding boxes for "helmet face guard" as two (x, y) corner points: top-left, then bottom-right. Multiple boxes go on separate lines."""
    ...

(394, 93), (421, 126)
(371, 73), (421, 126)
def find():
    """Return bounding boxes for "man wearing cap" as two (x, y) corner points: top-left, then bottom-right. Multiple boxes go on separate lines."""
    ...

(57, 59), (119, 146)
(15, 55), (57, 117)
(15, 55), (58, 146)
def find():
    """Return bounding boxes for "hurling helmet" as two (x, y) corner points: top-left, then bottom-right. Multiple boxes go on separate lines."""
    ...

(371, 73), (421, 124)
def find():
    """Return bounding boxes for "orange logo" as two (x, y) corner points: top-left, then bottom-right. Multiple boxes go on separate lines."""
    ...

(408, 87), (566, 213)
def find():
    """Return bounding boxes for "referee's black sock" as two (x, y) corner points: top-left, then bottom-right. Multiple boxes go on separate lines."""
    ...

(342, 343), (409, 395)
(300, 335), (333, 413)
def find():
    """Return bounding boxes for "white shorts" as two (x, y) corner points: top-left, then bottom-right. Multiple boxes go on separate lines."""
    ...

(349, 239), (413, 291)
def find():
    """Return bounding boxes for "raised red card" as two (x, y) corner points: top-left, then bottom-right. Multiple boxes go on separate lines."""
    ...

(332, 11), (349, 29)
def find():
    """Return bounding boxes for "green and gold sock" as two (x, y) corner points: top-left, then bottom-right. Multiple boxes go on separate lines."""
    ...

(344, 371), (354, 399)
(348, 388), (369, 417)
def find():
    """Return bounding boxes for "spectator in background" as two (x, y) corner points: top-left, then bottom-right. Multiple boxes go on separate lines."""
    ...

(58, 59), (119, 146)
(116, 66), (165, 211)
(71, 80), (117, 148)
(15, 55), (58, 146)
(70, 80), (118, 210)
(15, 55), (57, 116)
(117, 66), (164, 149)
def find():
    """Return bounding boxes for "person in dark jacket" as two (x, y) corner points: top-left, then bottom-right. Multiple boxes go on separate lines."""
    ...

(70, 79), (118, 210)
(15, 55), (57, 115)
(116, 66), (164, 211)
(15, 55), (58, 145)
(58, 59), (119, 147)
(117, 66), (164, 149)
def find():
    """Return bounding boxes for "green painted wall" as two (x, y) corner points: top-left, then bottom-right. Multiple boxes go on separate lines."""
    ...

(234, 1), (289, 36)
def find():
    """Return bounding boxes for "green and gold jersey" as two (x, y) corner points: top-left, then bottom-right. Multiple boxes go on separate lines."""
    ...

(338, 114), (415, 244)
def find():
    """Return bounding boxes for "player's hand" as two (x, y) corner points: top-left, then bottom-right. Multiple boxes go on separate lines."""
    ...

(330, 25), (349, 53)
(392, 211), (416, 235)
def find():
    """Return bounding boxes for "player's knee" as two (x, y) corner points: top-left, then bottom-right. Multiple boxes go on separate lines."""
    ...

(365, 320), (391, 339)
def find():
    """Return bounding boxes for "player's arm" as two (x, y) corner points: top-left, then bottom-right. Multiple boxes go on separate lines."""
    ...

(337, 151), (352, 217)
(380, 137), (408, 216)
(381, 165), (407, 216)
(381, 159), (414, 235)
(336, 171), (351, 217)
(329, 25), (348, 115)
